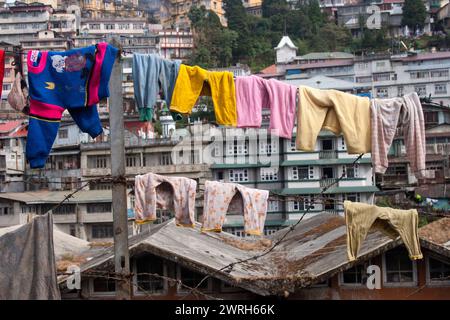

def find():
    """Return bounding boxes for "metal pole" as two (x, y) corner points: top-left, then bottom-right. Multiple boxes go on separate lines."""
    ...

(108, 38), (130, 299)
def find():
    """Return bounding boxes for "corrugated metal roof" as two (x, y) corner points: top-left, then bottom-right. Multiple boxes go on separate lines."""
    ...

(76, 214), (431, 295)
(0, 190), (112, 204)
(298, 52), (354, 60)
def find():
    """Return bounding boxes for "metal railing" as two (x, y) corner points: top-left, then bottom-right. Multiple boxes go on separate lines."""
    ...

(319, 150), (337, 159)
(320, 178), (338, 188)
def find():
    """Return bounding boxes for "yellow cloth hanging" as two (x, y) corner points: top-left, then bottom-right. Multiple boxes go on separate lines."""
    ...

(170, 64), (237, 126)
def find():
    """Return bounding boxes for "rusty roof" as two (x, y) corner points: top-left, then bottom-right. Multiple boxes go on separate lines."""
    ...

(419, 218), (450, 258)
(71, 214), (429, 296)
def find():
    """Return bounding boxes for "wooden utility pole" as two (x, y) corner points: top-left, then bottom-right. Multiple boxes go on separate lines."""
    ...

(108, 37), (131, 299)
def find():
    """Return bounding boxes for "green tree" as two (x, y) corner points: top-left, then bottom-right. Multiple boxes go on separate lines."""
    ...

(401, 0), (427, 34)
(187, 6), (237, 67)
(262, 0), (289, 18)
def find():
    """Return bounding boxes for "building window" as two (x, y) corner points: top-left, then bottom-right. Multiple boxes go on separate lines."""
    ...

(118, 23), (130, 30)
(428, 256), (450, 284)
(383, 247), (417, 285)
(289, 139), (296, 151)
(104, 24), (115, 30)
(42, 204), (76, 215)
(227, 140), (248, 155)
(345, 193), (361, 203)
(397, 86), (404, 96)
(290, 196), (314, 211)
(424, 112), (438, 125)
(92, 278), (116, 293)
(177, 266), (211, 292)
(268, 200), (279, 212)
(340, 262), (370, 285)
(0, 206), (11, 215)
(89, 24), (100, 30)
(414, 85), (427, 96)
(410, 71), (429, 79)
(58, 129), (68, 139)
(376, 88), (388, 98)
(91, 223), (114, 239)
(373, 73), (390, 82)
(126, 154), (140, 167)
(136, 256), (165, 294)
(229, 169), (249, 182)
(87, 203), (112, 213)
(431, 69), (448, 78)
(260, 167), (278, 181)
(259, 141), (278, 155)
(435, 83), (447, 94)
(345, 164), (358, 178)
(159, 153), (172, 165)
(292, 166), (313, 180)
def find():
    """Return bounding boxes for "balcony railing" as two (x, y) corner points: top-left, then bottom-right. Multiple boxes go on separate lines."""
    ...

(426, 143), (450, 155)
(320, 178), (338, 188)
(319, 150), (337, 159)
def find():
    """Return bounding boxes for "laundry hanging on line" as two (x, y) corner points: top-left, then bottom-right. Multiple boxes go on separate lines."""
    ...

(371, 92), (426, 179)
(19, 43), (427, 176)
(170, 64), (238, 126)
(25, 43), (118, 168)
(344, 200), (423, 262)
(235, 75), (297, 139)
(201, 180), (269, 236)
(132, 53), (180, 121)
(0, 49), (4, 99)
(134, 172), (197, 227)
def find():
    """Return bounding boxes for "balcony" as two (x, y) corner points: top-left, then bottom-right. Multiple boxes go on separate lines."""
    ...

(426, 143), (450, 155)
(52, 214), (77, 224)
(319, 150), (337, 159)
(320, 178), (338, 188)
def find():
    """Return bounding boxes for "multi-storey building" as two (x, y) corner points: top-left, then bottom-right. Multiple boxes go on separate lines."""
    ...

(0, 189), (119, 241)
(158, 28), (193, 60)
(79, 17), (149, 36)
(0, 120), (27, 193)
(159, 0), (226, 28)
(0, 41), (18, 117)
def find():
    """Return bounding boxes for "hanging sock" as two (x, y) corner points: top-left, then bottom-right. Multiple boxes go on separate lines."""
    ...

(25, 43), (118, 168)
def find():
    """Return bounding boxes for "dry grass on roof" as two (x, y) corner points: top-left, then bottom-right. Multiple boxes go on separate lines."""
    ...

(218, 235), (272, 251)
(419, 217), (450, 245)
(57, 253), (88, 272)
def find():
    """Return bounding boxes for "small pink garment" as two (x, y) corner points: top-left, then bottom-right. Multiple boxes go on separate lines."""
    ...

(235, 75), (297, 139)
(134, 172), (197, 226)
(201, 180), (269, 236)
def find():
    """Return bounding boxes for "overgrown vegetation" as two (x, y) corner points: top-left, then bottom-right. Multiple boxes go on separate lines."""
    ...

(186, 0), (450, 72)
